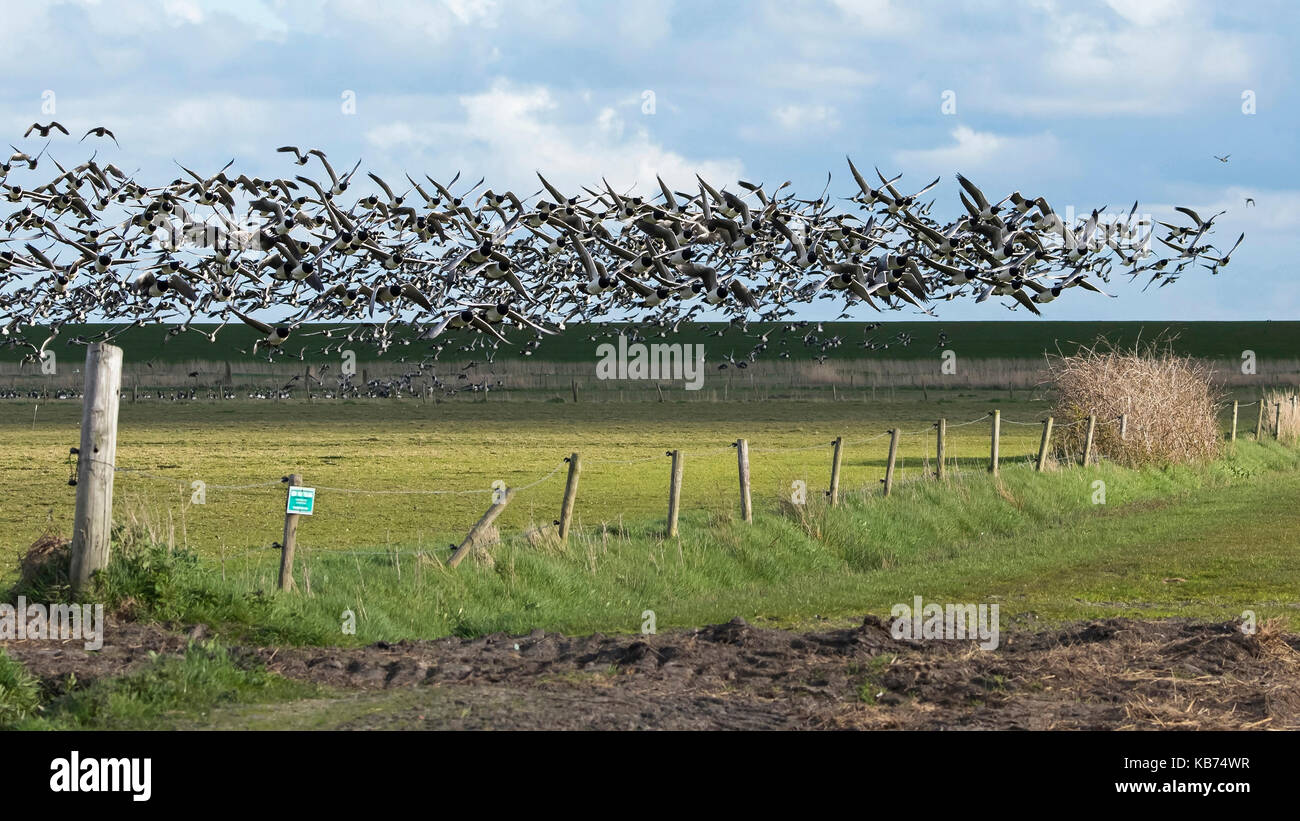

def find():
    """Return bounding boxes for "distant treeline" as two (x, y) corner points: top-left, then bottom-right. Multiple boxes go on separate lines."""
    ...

(3, 320), (1297, 365)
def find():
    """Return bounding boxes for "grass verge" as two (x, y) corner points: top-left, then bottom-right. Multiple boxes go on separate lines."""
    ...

(9, 439), (1296, 646)
(3, 641), (317, 730)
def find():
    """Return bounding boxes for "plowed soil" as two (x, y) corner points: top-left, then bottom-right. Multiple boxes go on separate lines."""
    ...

(5, 616), (1299, 729)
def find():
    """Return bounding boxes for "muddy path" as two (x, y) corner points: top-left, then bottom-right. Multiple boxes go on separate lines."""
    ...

(5, 616), (1299, 729)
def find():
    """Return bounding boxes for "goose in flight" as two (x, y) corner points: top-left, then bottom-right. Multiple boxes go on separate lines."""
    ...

(81, 127), (119, 147)
(24, 122), (69, 138)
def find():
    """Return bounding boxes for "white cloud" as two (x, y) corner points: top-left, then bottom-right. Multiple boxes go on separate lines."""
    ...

(987, 1), (1257, 115)
(772, 104), (840, 132)
(363, 82), (742, 194)
(162, 0), (203, 25)
(826, 0), (917, 34)
(311, 0), (500, 43)
(894, 125), (1061, 174)
(1102, 0), (1182, 26)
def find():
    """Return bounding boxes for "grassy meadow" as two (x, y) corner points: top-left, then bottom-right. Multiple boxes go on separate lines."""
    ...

(3, 392), (1119, 561)
(3, 374), (1299, 730)
(3, 389), (1298, 647)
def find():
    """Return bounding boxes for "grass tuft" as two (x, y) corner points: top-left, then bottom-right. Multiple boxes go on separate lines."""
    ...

(0, 650), (43, 728)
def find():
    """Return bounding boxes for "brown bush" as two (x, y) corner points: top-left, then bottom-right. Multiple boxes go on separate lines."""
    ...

(1047, 340), (1222, 467)
(10, 533), (71, 600)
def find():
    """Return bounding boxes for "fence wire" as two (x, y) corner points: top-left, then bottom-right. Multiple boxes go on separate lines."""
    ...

(63, 400), (1284, 573)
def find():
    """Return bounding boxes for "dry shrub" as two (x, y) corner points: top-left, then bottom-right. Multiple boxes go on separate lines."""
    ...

(10, 533), (71, 600)
(1048, 339), (1221, 467)
(1262, 388), (1300, 444)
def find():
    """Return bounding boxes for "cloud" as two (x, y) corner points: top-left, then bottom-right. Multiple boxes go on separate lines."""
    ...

(894, 125), (1062, 174)
(364, 82), (742, 193)
(772, 104), (840, 132)
(314, 0), (500, 43)
(1102, 0), (1182, 26)
(826, 0), (917, 34)
(984, 1), (1258, 115)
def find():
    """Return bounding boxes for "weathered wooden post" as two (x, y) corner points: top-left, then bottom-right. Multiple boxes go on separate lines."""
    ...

(989, 410), (1000, 475)
(1119, 413), (1128, 441)
(1230, 400), (1239, 442)
(1275, 403), (1283, 440)
(883, 428), (900, 497)
(558, 452), (581, 542)
(1036, 416), (1054, 472)
(1256, 400), (1265, 440)
(735, 438), (752, 522)
(935, 419), (947, 480)
(828, 437), (843, 506)
(277, 474), (302, 592)
(70, 343), (124, 594)
(666, 449), (683, 538)
(449, 488), (514, 569)
(1082, 413), (1097, 466)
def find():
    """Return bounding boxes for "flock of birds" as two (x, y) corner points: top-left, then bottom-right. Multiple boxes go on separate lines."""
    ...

(0, 123), (1244, 365)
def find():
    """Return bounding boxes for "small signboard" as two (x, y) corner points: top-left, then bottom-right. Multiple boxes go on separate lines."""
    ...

(286, 486), (316, 516)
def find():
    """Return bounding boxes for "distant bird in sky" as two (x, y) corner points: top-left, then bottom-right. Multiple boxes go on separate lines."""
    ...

(276, 146), (313, 165)
(1245, 197), (1255, 207)
(24, 122), (68, 138)
(80, 126), (119, 147)
(1214, 154), (1230, 163)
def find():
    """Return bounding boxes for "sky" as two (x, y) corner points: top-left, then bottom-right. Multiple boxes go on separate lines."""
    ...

(2, 0), (1296, 322)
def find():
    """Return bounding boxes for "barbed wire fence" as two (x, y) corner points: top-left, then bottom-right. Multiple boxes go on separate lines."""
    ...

(65, 391), (1296, 598)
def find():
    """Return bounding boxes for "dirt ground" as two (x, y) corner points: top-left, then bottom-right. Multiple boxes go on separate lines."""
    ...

(5, 615), (1299, 729)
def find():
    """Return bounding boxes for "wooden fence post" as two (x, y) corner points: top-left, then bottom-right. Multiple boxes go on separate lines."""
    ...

(1119, 413), (1128, 441)
(828, 437), (843, 506)
(935, 419), (946, 480)
(735, 439), (752, 522)
(1230, 400), (1238, 442)
(1036, 416), (1054, 472)
(277, 473), (302, 592)
(989, 410), (1000, 475)
(883, 428), (899, 496)
(558, 452), (581, 542)
(1082, 413), (1097, 466)
(449, 488), (514, 568)
(666, 450), (683, 538)
(1256, 400), (1265, 440)
(1275, 403), (1283, 440)
(70, 343), (124, 594)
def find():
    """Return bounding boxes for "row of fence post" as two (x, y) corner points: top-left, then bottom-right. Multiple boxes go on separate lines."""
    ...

(275, 395), (1297, 587)
(60, 339), (1298, 596)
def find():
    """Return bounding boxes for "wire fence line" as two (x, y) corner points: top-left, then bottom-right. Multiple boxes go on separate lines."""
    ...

(84, 400), (1291, 580)
(314, 460), (566, 496)
(88, 410), (1205, 502)
(83, 410), (1180, 501)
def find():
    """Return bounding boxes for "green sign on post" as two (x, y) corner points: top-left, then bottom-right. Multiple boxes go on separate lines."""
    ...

(286, 486), (316, 516)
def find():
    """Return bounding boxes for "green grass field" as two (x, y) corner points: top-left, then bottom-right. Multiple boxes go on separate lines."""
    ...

(6, 320), (1299, 365)
(3, 392), (1296, 644)
(6, 441), (1300, 730)
(3, 387), (1299, 730)
(1, 392), (1108, 560)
